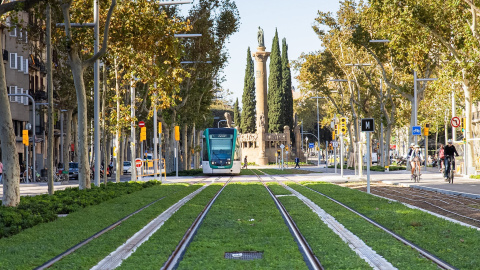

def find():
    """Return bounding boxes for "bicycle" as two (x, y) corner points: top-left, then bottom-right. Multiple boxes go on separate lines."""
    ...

(445, 156), (455, 184)
(411, 158), (421, 183)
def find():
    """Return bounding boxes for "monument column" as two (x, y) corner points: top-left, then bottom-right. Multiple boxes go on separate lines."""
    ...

(253, 46), (270, 166)
(253, 46), (270, 133)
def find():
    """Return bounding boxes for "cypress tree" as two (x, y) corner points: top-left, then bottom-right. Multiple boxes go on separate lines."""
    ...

(281, 38), (293, 131)
(233, 98), (240, 129)
(240, 47), (256, 133)
(268, 28), (284, 133)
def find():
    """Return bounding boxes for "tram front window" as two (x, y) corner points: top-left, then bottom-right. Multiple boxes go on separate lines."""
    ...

(209, 134), (233, 166)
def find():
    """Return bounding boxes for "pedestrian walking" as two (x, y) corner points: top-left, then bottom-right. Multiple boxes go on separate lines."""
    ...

(243, 156), (248, 169)
(436, 144), (445, 172)
(294, 157), (300, 168)
(0, 160), (3, 184)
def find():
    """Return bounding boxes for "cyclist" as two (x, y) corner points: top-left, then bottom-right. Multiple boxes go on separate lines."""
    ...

(410, 145), (423, 178)
(444, 139), (459, 181)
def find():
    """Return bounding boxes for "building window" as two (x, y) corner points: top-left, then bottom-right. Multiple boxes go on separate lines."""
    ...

(10, 53), (17, 69)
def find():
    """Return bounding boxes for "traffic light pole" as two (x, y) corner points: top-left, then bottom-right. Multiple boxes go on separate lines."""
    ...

(341, 133), (343, 177)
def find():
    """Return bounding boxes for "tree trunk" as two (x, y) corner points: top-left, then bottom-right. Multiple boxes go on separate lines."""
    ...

(69, 54), (91, 189)
(0, 30), (20, 206)
(63, 109), (73, 181)
(73, 113), (78, 162)
(115, 59), (121, 183)
(462, 77), (475, 173)
(47, 3), (54, 195)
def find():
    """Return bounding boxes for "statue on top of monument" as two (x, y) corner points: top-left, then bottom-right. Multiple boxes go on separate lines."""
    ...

(257, 26), (264, 47)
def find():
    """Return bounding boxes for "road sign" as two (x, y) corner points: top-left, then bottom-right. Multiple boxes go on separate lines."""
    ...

(280, 144), (285, 149)
(139, 121), (145, 127)
(361, 118), (374, 132)
(308, 143), (314, 148)
(451, 117), (460, 128)
(332, 141), (339, 148)
(135, 158), (142, 168)
(412, 126), (422, 136)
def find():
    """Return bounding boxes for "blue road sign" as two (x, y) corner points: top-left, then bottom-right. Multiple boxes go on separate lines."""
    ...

(412, 126), (421, 136)
(309, 143), (314, 148)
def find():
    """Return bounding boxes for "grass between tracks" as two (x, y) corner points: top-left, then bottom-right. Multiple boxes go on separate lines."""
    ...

(240, 168), (314, 175)
(176, 183), (307, 269)
(267, 183), (372, 269)
(0, 184), (193, 269)
(297, 183), (480, 269)
(290, 184), (439, 269)
(117, 184), (223, 269)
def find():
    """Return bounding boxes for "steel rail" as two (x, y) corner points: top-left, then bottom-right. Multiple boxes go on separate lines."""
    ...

(35, 177), (211, 270)
(252, 170), (324, 270)
(283, 177), (458, 270)
(161, 176), (233, 270)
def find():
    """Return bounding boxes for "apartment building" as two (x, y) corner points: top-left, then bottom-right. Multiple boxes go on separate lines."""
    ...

(2, 12), (52, 174)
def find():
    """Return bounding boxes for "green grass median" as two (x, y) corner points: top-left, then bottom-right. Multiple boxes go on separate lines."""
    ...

(290, 184), (439, 269)
(117, 184), (223, 269)
(176, 183), (307, 269)
(267, 183), (371, 269)
(302, 182), (480, 269)
(0, 184), (193, 269)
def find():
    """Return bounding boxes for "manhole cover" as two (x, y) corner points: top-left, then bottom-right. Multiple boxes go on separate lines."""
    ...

(224, 251), (263, 260)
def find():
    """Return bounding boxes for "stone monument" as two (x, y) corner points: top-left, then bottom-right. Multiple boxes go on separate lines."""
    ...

(252, 26), (270, 165)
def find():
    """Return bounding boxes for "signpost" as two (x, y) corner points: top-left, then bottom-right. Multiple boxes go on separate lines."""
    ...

(451, 117), (460, 128)
(280, 144), (285, 170)
(308, 143), (314, 148)
(361, 118), (374, 193)
(412, 126), (421, 136)
(138, 121), (145, 128)
(135, 158), (142, 180)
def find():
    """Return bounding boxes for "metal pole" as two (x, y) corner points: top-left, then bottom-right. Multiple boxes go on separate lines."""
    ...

(452, 92), (456, 142)
(130, 81), (136, 182)
(367, 132), (371, 193)
(153, 84), (158, 178)
(316, 98), (320, 167)
(25, 145), (29, 183)
(425, 135), (428, 170)
(380, 122), (384, 167)
(334, 145), (337, 174)
(93, 0), (100, 186)
(281, 147), (284, 170)
(414, 70), (417, 144)
(175, 140), (178, 177)
(159, 133), (162, 179)
(341, 134), (343, 177)
(60, 112), (64, 165)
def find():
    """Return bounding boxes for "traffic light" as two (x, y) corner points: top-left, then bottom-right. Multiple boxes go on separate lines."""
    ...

(140, 127), (146, 141)
(332, 130), (336, 140)
(22, 130), (29, 146)
(340, 117), (346, 126)
(461, 118), (466, 129)
(158, 122), (162, 134)
(424, 123), (429, 136)
(285, 146), (289, 151)
(340, 126), (347, 135)
(175, 126), (180, 141)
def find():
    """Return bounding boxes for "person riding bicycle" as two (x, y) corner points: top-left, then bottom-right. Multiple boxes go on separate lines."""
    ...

(444, 139), (459, 181)
(409, 145), (423, 178)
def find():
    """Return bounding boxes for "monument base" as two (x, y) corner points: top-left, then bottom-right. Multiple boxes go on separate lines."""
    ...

(257, 156), (269, 166)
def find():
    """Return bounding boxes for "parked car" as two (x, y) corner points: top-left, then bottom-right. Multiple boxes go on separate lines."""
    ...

(69, 162), (79, 179)
(123, 161), (132, 174)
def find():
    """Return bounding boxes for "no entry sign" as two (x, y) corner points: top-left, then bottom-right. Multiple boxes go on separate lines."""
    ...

(139, 121), (145, 128)
(135, 158), (143, 168)
(451, 117), (460, 128)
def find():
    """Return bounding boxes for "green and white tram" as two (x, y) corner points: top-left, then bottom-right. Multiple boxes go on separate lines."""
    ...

(202, 128), (241, 175)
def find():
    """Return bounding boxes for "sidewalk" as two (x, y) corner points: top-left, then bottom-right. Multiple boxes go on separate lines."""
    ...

(293, 165), (480, 199)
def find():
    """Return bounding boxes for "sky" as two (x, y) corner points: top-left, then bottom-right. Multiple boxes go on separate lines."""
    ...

(182, 0), (341, 108)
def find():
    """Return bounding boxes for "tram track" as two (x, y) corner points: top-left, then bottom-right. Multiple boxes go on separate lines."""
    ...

(161, 176), (233, 270)
(342, 183), (480, 226)
(274, 175), (458, 270)
(34, 177), (213, 270)
(251, 169), (324, 270)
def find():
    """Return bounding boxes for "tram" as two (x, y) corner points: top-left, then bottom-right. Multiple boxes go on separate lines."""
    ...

(202, 128), (241, 175)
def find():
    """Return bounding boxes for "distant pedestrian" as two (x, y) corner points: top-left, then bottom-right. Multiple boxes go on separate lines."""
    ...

(0, 160), (3, 184)
(294, 157), (300, 168)
(243, 156), (248, 169)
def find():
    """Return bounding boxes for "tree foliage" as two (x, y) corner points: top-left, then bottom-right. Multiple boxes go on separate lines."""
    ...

(240, 46), (256, 133)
